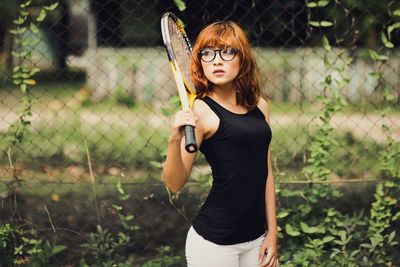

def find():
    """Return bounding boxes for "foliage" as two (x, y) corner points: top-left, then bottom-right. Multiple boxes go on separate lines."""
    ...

(0, 222), (66, 266)
(6, 0), (59, 208)
(307, 0), (400, 48)
(0, 1), (67, 266)
(141, 246), (183, 267)
(276, 1), (400, 266)
(173, 0), (186, 12)
(80, 181), (182, 266)
(80, 181), (137, 266)
(112, 85), (136, 107)
(1, 0), (398, 266)
(7, 0), (58, 147)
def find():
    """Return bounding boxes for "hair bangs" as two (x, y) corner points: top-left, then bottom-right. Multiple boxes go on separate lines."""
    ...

(198, 25), (241, 50)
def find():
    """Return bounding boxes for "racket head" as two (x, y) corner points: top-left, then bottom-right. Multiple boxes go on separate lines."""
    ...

(161, 12), (197, 108)
(161, 12), (198, 153)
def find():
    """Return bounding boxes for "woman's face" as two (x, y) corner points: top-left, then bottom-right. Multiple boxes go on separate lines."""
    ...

(200, 47), (240, 89)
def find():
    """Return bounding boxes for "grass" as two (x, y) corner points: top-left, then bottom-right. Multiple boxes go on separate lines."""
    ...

(0, 115), (168, 182)
(271, 125), (384, 181)
(0, 73), (395, 184)
(0, 112), (386, 184)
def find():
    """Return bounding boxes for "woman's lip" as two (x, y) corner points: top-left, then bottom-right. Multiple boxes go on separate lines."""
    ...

(213, 70), (225, 74)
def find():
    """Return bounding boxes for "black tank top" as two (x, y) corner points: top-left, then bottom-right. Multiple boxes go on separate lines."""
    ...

(192, 96), (272, 245)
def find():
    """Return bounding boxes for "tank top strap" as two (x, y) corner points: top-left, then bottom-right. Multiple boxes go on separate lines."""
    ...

(199, 96), (224, 119)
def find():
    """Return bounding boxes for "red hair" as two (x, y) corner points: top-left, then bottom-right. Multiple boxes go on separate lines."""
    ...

(190, 21), (260, 110)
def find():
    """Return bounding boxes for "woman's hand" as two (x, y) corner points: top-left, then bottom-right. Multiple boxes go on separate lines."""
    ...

(258, 231), (279, 267)
(169, 109), (197, 141)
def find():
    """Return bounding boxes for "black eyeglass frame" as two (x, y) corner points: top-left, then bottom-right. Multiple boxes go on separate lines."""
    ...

(198, 48), (239, 62)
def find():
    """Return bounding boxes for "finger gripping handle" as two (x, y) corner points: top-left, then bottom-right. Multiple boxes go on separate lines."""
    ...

(184, 125), (197, 153)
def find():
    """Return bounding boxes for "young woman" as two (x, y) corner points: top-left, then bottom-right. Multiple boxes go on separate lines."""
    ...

(162, 21), (278, 267)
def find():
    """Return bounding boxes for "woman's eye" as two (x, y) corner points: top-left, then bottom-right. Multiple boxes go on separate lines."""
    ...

(225, 48), (236, 55)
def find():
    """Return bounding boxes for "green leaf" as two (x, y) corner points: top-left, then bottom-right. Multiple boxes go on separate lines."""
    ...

(309, 20), (334, 27)
(300, 222), (311, 233)
(30, 67), (40, 76)
(160, 107), (171, 116)
(277, 210), (290, 219)
(385, 94), (395, 101)
(309, 21), (320, 27)
(13, 17), (25, 25)
(368, 50), (389, 61)
(322, 35), (331, 51)
(51, 245), (67, 255)
(13, 79), (22, 85)
(125, 215), (134, 221)
(350, 249), (360, 258)
(307, 1), (330, 8)
(12, 73), (22, 80)
(388, 231), (396, 243)
(174, 0), (186, 11)
(120, 194), (130, 201)
(320, 21), (334, 27)
(21, 84), (27, 93)
(24, 79), (36, 85)
(44, 3), (59, 11)
(317, 0), (330, 7)
(112, 204), (122, 210)
(14, 27), (27, 35)
(280, 188), (303, 197)
(36, 9), (47, 22)
(20, 0), (32, 8)
(307, 2), (317, 8)
(381, 32), (394, 48)
(368, 71), (382, 79)
(376, 183), (384, 196)
(388, 22), (400, 34)
(392, 211), (400, 221)
(30, 23), (39, 34)
(285, 223), (301, 236)
(394, 9), (400, 16)
(300, 222), (324, 234)
(150, 160), (163, 169)
(322, 236), (335, 243)
(116, 181), (124, 195)
(14, 244), (24, 255)
(17, 73), (29, 79)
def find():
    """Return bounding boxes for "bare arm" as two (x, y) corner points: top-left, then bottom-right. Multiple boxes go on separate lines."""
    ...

(258, 97), (279, 267)
(265, 146), (278, 238)
(162, 100), (205, 192)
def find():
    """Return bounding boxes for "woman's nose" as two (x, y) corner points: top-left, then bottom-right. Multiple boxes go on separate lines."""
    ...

(213, 53), (223, 64)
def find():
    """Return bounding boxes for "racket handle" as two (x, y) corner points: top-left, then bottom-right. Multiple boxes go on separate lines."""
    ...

(184, 125), (198, 153)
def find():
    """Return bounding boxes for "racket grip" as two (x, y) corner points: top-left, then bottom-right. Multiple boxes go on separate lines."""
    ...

(184, 125), (198, 153)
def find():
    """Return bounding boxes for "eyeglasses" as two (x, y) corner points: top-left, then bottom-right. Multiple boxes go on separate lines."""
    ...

(199, 48), (239, 62)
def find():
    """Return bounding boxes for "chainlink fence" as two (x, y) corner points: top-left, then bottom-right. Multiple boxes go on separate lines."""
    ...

(0, 0), (399, 265)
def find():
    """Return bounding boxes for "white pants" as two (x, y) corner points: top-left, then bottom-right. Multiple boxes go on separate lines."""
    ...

(185, 226), (265, 267)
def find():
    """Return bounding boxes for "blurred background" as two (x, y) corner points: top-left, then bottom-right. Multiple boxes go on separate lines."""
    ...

(0, 0), (399, 266)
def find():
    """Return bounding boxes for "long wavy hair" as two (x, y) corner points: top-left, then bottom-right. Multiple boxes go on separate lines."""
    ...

(190, 21), (261, 110)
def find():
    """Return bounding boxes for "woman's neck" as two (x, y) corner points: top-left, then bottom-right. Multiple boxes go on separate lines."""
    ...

(209, 85), (238, 106)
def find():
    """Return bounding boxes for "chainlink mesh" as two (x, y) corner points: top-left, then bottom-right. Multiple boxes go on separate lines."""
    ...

(0, 0), (399, 265)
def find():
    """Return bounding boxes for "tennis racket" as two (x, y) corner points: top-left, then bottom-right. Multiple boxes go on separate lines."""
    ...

(161, 12), (198, 153)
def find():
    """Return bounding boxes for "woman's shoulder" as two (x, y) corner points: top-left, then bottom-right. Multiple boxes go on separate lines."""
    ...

(192, 97), (210, 114)
(192, 97), (220, 139)
(257, 97), (270, 122)
(192, 97), (216, 121)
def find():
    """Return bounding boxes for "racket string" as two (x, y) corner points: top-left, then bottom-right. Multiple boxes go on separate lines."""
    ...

(167, 17), (195, 93)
